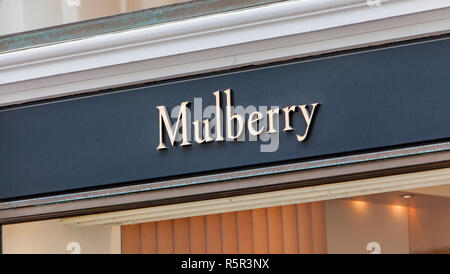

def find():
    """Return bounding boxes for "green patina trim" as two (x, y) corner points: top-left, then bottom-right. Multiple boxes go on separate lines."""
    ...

(0, 0), (284, 53)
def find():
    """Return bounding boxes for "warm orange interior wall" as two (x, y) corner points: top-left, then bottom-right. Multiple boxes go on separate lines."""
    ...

(121, 201), (327, 254)
(408, 201), (450, 254)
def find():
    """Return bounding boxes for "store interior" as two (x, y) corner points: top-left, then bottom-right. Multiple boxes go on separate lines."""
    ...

(2, 182), (450, 254)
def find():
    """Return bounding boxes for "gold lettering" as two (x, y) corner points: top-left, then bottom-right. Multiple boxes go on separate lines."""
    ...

(156, 102), (191, 150)
(296, 103), (319, 142)
(213, 91), (224, 142)
(282, 105), (296, 132)
(224, 89), (244, 140)
(157, 90), (320, 149)
(267, 108), (279, 134)
(248, 111), (264, 136)
(193, 119), (214, 144)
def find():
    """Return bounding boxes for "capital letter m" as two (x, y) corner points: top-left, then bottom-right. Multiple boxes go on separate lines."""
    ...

(156, 102), (191, 150)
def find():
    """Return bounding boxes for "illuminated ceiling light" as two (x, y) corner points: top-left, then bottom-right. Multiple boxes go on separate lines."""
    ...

(400, 194), (415, 199)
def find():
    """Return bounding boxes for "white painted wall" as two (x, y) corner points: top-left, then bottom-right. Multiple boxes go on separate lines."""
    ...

(22, 0), (62, 32)
(61, 0), (80, 25)
(0, 0), (25, 36)
(0, 0), (191, 36)
(2, 219), (121, 254)
(127, 0), (189, 11)
(0, 0), (71, 35)
(325, 199), (410, 254)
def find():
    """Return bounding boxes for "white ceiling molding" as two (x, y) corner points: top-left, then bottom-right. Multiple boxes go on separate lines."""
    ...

(0, 0), (450, 106)
(60, 167), (450, 226)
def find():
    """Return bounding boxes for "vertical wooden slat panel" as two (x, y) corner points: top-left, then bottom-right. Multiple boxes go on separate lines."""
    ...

(121, 224), (141, 254)
(189, 216), (206, 254)
(121, 201), (328, 254)
(173, 218), (190, 254)
(236, 210), (253, 254)
(281, 205), (298, 254)
(141, 222), (157, 254)
(206, 214), (222, 254)
(267, 206), (284, 254)
(311, 201), (327, 254)
(252, 208), (268, 253)
(296, 203), (313, 254)
(221, 212), (238, 254)
(156, 220), (174, 254)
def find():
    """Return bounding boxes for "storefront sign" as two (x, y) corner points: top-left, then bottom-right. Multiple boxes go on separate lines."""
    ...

(1, 37), (449, 200)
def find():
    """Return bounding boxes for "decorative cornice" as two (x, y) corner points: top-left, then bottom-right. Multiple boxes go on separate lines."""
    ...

(0, 0), (449, 106)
